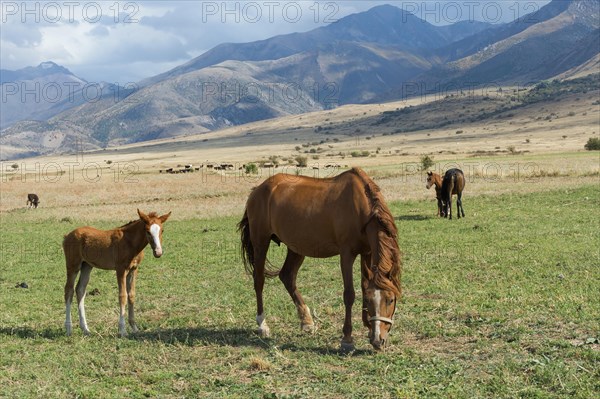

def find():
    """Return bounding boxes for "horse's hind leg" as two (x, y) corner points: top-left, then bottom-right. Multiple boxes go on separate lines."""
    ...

(279, 249), (313, 333)
(76, 262), (93, 335)
(126, 268), (139, 333)
(458, 193), (465, 218)
(252, 242), (271, 338)
(64, 266), (78, 336)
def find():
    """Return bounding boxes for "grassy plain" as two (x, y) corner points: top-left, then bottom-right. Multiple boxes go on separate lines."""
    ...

(0, 158), (599, 398)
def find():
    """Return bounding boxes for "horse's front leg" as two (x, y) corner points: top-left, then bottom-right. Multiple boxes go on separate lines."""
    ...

(360, 255), (371, 329)
(126, 268), (139, 333)
(116, 269), (128, 337)
(340, 252), (357, 351)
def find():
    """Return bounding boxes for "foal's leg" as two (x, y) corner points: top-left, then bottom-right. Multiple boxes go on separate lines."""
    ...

(64, 263), (80, 336)
(252, 242), (271, 338)
(116, 269), (129, 337)
(76, 262), (93, 335)
(340, 251), (357, 350)
(126, 268), (139, 333)
(279, 249), (313, 332)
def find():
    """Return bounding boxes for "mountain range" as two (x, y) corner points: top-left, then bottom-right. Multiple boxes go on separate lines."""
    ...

(1, 0), (598, 160)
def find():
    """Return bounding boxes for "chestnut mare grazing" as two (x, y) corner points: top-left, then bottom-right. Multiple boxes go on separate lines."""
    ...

(425, 171), (444, 217)
(441, 168), (466, 220)
(63, 209), (171, 337)
(239, 168), (401, 351)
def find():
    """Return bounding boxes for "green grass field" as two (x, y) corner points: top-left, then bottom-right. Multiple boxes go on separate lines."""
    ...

(0, 184), (598, 398)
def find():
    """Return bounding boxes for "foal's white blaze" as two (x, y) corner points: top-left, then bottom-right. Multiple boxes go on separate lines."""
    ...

(149, 224), (162, 256)
(373, 289), (382, 340)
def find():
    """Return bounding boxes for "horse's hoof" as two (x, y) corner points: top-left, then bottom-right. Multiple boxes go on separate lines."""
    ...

(301, 323), (316, 334)
(340, 340), (355, 353)
(257, 326), (270, 338)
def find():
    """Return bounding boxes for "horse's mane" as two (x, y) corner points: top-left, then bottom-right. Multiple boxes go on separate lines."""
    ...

(349, 168), (402, 295)
(119, 212), (159, 228)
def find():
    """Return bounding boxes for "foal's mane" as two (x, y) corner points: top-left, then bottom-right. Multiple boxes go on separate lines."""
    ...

(349, 168), (402, 295)
(119, 212), (159, 229)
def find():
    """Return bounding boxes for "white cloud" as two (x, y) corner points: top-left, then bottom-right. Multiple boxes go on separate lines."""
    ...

(1, 1), (551, 82)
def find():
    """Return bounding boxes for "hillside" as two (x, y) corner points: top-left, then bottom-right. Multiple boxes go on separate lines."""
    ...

(1, 0), (598, 160)
(9, 73), (592, 170)
(0, 62), (88, 129)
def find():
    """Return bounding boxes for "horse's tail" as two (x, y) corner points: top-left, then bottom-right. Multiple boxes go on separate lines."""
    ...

(238, 211), (255, 276)
(238, 210), (280, 278)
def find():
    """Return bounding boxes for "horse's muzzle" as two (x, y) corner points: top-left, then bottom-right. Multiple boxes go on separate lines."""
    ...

(153, 249), (163, 258)
(371, 339), (384, 351)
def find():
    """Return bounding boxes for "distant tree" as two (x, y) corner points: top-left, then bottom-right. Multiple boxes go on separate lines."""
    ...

(295, 156), (308, 167)
(584, 137), (600, 151)
(420, 155), (434, 171)
(245, 163), (258, 174)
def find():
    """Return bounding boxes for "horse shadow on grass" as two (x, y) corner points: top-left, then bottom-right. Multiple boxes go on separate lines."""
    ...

(130, 327), (270, 348)
(130, 327), (373, 356)
(0, 326), (374, 356)
(0, 326), (64, 339)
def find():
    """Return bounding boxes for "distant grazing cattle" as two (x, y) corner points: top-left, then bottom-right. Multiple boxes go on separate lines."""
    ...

(27, 193), (39, 208)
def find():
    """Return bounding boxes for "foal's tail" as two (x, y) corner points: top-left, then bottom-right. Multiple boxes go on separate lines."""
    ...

(238, 210), (280, 278)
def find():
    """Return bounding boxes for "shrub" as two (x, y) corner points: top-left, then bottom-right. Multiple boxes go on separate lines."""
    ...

(420, 155), (434, 170)
(244, 163), (258, 174)
(295, 156), (308, 167)
(584, 137), (600, 151)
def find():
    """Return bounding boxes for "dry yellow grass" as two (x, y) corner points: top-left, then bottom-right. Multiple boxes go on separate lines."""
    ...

(1, 88), (598, 221)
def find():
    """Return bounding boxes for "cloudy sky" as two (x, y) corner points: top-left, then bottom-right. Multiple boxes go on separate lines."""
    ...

(1, 1), (551, 83)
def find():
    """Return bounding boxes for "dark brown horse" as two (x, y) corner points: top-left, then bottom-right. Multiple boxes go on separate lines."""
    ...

(27, 193), (39, 208)
(426, 172), (444, 217)
(441, 168), (466, 220)
(63, 209), (171, 337)
(238, 168), (401, 351)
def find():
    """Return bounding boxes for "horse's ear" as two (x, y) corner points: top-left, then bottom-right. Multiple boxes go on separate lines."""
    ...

(137, 209), (150, 223)
(159, 211), (172, 223)
(427, 171), (432, 176)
